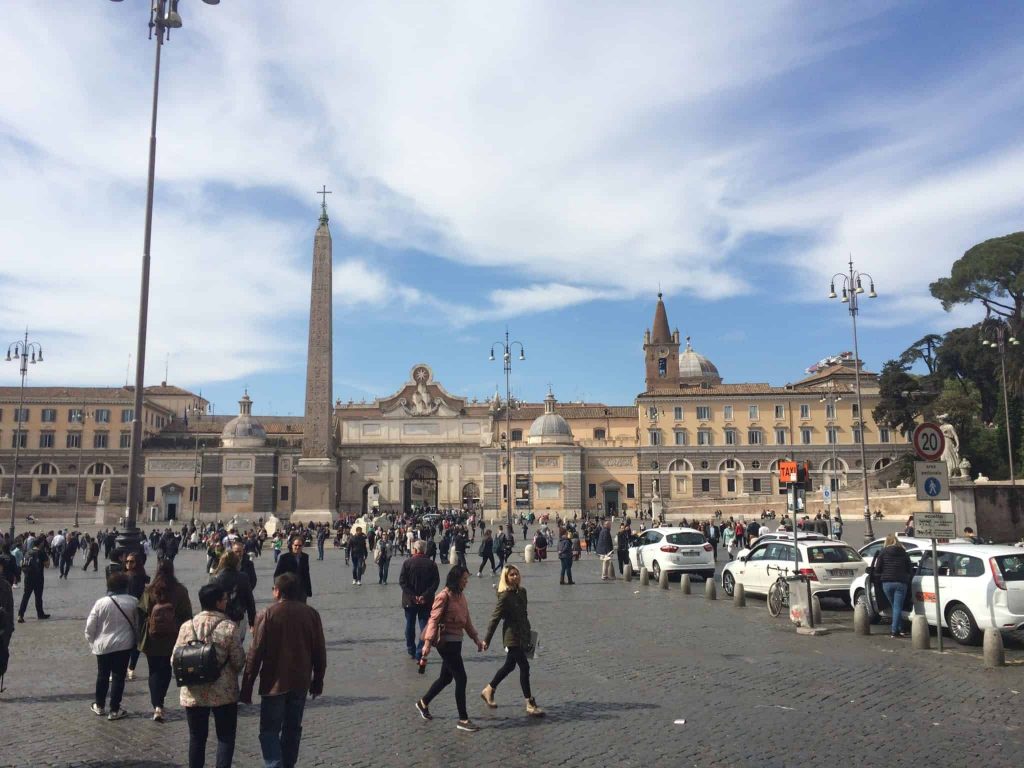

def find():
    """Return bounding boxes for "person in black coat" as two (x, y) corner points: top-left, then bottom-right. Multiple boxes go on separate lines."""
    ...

(211, 551), (257, 631)
(231, 539), (257, 591)
(874, 534), (913, 638)
(273, 535), (312, 602)
(477, 530), (496, 577)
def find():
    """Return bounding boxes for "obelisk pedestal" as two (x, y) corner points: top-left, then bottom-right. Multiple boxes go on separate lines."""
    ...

(293, 457), (337, 525)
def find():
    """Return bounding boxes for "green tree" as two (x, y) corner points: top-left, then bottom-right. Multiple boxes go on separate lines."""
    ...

(872, 360), (930, 436)
(930, 232), (1024, 323)
(898, 334), (943, 375)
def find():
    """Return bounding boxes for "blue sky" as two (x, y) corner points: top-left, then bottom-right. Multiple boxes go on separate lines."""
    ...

(2, 2), (1023, 416)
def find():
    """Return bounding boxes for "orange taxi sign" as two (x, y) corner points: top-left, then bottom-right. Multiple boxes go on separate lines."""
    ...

(778, 461), (798, 483)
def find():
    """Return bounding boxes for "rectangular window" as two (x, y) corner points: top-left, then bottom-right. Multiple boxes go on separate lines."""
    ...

(727, 478), (736, 493)
(673, 406), (683, 420)
(853, 428), (862, 444)
(41, 408), (56, 423)
(279, 485), (289, 501)
(190, 486), (199, 502)
(38, 482), (50, 498)
(588, 483), (597, 499)
(775, 428), (786, 445)
(66, 432), (82, 449)
(723, 405), (734, 420)
(38, 432), (54, 448)
(752, 478), (762, 492)
(880, 427), (890, 443)
(593, 428), (606, 440)
(696, 406), (711, 421)
(748, 405), (759, 419)
(748, 430), (762, 445)
(827, 427), (838, 444)
(510, 429), (522, 442)
(725, 458), (736, 469)
(93, 432), (108, 449)
(800, 404), (810, 419)
(801, 428), (812, 445)
(119, 433), (131, 448)
(774, 405), (785, 419)
(725, 429), (737, 445)
(93, 480), (103, 496)
(13, 408), (29, 422)
(146, 486), (155, 502)
(69, 408), (84, 423)
(11, 431), (26, 449)
(121, 409), (134, 423)
(95, 409), (111, 423)
(674, 430), (687, 446)
(852, 403), (860, 418)
(700, 478), (711, 493)
(647, 406), (658, 419)
(697, 429), (712, 446)
(648, 430), (661, 446)
(825, 403), (836, 419)
(536, 482), (561, 500)
(626, 483), (635, 499)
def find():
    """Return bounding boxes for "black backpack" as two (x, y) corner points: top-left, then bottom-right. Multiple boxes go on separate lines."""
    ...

(172, 617), (229, 687)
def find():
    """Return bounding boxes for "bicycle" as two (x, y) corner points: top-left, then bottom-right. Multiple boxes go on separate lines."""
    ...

(766, 564), (802, 618)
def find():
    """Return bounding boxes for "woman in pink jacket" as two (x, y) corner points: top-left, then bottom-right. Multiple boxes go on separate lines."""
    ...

(416, 566), (485, 732)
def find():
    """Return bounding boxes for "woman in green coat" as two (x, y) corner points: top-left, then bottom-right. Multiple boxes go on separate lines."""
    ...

(138, 559), (193, 722)
(480, 566), (543, 716)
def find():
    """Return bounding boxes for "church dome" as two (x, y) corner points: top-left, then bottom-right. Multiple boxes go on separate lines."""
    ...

(221, 391), (267, 448)
(679, 337), (722, 384)
(528, 389), (573, 445)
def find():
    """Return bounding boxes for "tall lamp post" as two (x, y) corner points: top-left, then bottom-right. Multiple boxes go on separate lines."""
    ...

(109, 0), (220, 555)
(981, 322), (1020, 486)
(73, 402), (93, 530)
(828, 257), (877, 543)
(818, 381), (843, 534)
(5, 331), (44, 540)
(490, 330), (525, 529)
(185, 401), (205, 525)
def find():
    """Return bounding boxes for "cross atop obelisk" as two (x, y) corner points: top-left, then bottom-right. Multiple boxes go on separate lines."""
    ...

(317, 185), (332, 224)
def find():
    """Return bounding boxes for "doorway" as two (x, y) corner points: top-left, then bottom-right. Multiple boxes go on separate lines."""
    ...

(404, 460), (438, 513)
(603, 487), (620, 515)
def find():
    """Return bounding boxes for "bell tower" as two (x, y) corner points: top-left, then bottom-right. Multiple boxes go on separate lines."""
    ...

(643, 293), (680, 391)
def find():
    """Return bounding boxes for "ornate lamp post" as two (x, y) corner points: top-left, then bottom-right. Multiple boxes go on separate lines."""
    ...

(185, 401), (205, 525)
(5, 331), (44, 539)
(73, 403), (92, 529)
(981, 321), (1020, 486)
(819, 381), (843, 532)
(828, 257), (877, 542)
(109, 0), (220, 555)
(490, 330), (525, 529)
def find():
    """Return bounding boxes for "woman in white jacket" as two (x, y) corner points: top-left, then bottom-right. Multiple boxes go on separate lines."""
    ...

(85, 570), (139, 720)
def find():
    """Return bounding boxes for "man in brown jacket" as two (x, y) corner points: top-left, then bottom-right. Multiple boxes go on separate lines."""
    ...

(240, 572), (326, 768)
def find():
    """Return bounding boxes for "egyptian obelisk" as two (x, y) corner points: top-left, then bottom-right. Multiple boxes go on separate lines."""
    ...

(293, 190), (337, 524)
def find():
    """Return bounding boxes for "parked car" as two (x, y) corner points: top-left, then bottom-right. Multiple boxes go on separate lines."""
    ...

(857, 535), (973, 567)
(851, 544), (1024, 645)
(734, 532), (829, 561)
(628, 527), (715, 581)
(722, 539), (866, 603)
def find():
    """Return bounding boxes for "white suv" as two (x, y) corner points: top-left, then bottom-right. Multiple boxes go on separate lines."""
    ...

(721, 539), (866, 602)
(628, 527), (715, 581)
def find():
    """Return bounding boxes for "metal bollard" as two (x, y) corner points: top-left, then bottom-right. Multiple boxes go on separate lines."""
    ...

(639, 567), (650, 586)
(623, 563), (633, 582)
(704, 577), (717, 601)
(911, 615), (930, 650)
(853, 602), (871, 636)
(680, 574), (691, 594)
(983, 628), (1006, 668)
(733, 582), (746, 607)
(659, 569), (669, 590)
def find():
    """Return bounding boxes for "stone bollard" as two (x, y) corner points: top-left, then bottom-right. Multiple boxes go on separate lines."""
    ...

(680, 574), (692, 595)
(983, 628), (1006, 668)
(639, 567), (650, 586)
(602, 558), (616, 581)
(853, 602), (871, 636)
(659, 569), (669, 590)
(524, 544), (535, 564)
(623, 563), (633, 582)
(811, 595), (823, 626)
(733, 582), (746, 607)
(911, 615), (930, 650)
(705, 577), (717, 601)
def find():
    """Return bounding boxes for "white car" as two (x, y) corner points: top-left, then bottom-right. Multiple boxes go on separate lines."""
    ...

(722, 539), (866, 603)
(857, 535), (973, 567)
(850, 544), (1024, 645)
(628, 527), (715, 581)
(734, 532), (829, 561)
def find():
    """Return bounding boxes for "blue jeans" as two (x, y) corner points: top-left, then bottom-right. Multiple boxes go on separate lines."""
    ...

(560, 557), (573, 582)
(378, 557), (390, 583)
(404, 603), (430, 660)
(882, 581), (907, 635)
(316, 541), (325, 560)
(259, 690), (307, 768)
(352, 555), (366, 582)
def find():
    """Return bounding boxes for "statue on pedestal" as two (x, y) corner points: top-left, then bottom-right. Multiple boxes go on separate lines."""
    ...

(937, 415), (963, 477)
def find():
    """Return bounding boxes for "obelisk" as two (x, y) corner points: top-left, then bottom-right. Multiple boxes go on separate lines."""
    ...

(293, 189), (337, 524)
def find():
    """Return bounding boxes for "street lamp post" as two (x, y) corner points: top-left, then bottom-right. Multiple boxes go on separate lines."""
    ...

(819, 382), (843, 536)
(490, 330), (525, 530)
(110, 0), (219, 556)
(829, 257), (878, 543)
(73, 402), (92, 529)
(5, 331), (44, 540)
(981, 322), (1020, 486)
(185, 401), (204, 525)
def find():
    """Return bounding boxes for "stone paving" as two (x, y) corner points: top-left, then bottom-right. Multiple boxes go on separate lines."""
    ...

(1, 528), (1023, 768)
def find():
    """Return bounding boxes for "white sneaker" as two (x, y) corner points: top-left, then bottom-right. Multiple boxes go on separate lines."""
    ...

(91, 703), (106, 716)
(126, 669), (135, 681)
(108, 708), (128, 721)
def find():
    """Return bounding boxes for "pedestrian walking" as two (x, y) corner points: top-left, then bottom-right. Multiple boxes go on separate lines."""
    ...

(476, 530), (496, 577)
(399, 541), (440, 662)
(453, 527), (469, 570)
(138, 560), (193, 722)
(241, 572), (327, 768)
(124, 552), (151, 680)
(0, 557), (14, 685)
(17, 538), (50, 623)
(231, 539), (257, 592)
(315, 526), (327, 561)
(272, 536), (313, 603)
(480, 566), (543, 716)
(374, 535), (394, 585)
(557, 530), (575, 585)
(874, 534), (913, 638)
(615, 524), (631, 575)
(175, 582), (246, 768)
(82, 535), (100, 572)
(416, 566), (485, 732)
(595, 520), (614, 580)
(349, 527), (368, 586)
(212, 552), (257, 644)
(85, 571), (138, 720)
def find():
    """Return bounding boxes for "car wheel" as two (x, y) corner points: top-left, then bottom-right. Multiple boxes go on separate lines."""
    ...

(651, 561), (661, 580)
(722, 570), (735, 597)
(946, 602), (982, 646)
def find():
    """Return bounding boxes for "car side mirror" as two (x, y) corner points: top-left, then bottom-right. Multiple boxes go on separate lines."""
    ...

(739, 556), (748, 563)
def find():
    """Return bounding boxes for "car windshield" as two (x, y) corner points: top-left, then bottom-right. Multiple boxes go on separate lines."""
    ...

(994, 555), (1024, 582)
(807, 545), (862, 563)
(666, 532), (704, 545)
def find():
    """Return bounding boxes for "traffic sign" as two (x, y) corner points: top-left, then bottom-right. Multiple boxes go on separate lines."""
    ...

(822, 487), (832, 503)
(912, 422), (945, 461)
(914, 510), (955, 538)
(778, 460), (798, 483)
(914, 461), (950, 501)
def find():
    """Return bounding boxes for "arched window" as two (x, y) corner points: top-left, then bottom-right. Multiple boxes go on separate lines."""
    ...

(667, 459), (693, 473)
(31, 462), (59, 475)
(86, 463), (113, 475)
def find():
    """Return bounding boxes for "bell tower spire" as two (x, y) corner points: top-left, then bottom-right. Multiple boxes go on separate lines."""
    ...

(643, 292), (680, 392)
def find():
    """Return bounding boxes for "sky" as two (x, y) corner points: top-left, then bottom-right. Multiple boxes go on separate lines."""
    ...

(2, 1), (1023, 417)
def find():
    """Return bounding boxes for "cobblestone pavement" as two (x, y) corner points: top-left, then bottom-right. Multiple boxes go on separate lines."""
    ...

(2, 532), (1023, 768)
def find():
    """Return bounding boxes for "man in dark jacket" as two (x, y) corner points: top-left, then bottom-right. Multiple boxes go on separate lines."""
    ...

(398, 541), (440, 662)
(349, 527), (368, 586)
(231, 539), (258, 591)
(273, 536), (313, 602)
(17, 540), (50, 622)
(241, 572), (326, 768)
(0, 556), (14, 680)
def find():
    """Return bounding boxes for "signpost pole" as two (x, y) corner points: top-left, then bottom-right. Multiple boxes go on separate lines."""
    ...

(930, 499), (942, 653)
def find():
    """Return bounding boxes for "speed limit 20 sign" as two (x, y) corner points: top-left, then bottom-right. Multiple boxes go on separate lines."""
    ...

(912, 422), (945, 461)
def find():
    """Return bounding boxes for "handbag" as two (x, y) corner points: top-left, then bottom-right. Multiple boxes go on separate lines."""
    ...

(428, 589), (451, 645)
